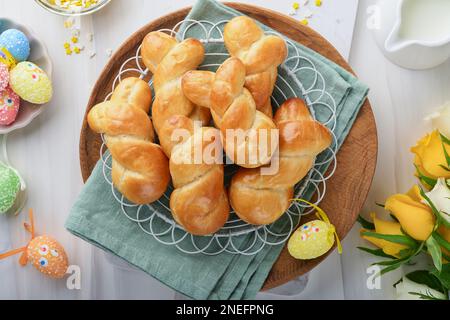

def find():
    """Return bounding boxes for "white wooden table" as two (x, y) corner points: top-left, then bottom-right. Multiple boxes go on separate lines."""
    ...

(1, 0), (447, 300)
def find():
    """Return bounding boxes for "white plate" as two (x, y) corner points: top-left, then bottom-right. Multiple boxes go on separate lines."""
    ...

(0, 18), (53, 134)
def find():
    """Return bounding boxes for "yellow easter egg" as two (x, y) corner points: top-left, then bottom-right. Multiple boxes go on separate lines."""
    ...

(9, 61), (53, 104)
(26, 235), (68, 279)
(288, 220), (335, 260)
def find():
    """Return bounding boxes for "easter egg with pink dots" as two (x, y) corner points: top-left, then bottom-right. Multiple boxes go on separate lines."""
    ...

(9, 61), (52, 104)
(0, 63), (9, 92)
(0, 86), (20, 126)
(27, 235), (69, 279)
(288, 220), (335, 260)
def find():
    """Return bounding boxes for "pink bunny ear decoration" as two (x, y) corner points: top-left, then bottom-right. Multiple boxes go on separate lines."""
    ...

(0, 209), (69, 279)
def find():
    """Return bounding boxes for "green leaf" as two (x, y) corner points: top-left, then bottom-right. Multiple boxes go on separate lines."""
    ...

(408, 291), (446, 300)
(441, 133), (450, 145)
(433, 232), (450, 252)
(439, 165), (450, 172)
(427, 236), (443, 273)
(357, 215), (375, 230)
(420, 188), (450, 228)
(372, 243), (425, 276)
(431, 264), (450, 289)
(379, 259), (410, 275)
(415, 165), (438, 188)
(405, 270), (446, 294)
(357, 247), (396, 259)
(399, 248), (415, 259)
(442, 143), (450, 169)
(361, 231), (418, 248)
(440, 133), (450, 169)
(442, 252), (450, 263)
(374, 259), (408, 266)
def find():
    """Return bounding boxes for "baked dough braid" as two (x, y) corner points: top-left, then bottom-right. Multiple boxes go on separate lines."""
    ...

(158, 115), (230, 236)
(224, 16), (288, 118)
(88, 77), (170, 205)
(182, 57), (278, 168)
(229, 98), (333, 225)
(141, 32), (211, 155)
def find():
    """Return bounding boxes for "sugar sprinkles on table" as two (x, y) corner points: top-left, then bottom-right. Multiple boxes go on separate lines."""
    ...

(289, 0), (323, 25)
(47, 0), (101, 11)
(62, 17), (88, 56)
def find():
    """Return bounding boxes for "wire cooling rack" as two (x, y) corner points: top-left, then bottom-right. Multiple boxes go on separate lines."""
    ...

(99, 19), (338, 256)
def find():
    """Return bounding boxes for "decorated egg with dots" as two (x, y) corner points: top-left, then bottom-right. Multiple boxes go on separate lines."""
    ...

(9, 61), (52, 104)
(0, 29), (30, 62)
(0, 164), (21, 214)
(0, 63), (9, 91)
(27, 235), (69, 279)
(0, 86), (20, 126)
(288, 220), (335, 260)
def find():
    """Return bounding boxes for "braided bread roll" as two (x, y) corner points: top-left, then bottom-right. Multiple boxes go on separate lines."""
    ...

(158, 115), (230, 236)
(182, 57), (278, 168)
(229, 98), (333, 225)
(224, 16), (287, 118)
(88, 77), (170, 205)
(141, 32), (211, 155)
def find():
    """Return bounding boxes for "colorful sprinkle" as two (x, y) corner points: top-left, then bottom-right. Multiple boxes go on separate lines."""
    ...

(9, 61), (53, 104)
(0, 163), (21, 213)
(300, 19), (309, 25)
(0, 86), (20, 126)
(27, 235), (69, 278)
(0, 63), (9, 91)
(315, 0), (322, 6)
(0, 29), (30, 62)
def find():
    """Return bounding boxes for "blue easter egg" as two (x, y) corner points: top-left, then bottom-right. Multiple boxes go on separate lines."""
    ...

(0, 29), (30, 62)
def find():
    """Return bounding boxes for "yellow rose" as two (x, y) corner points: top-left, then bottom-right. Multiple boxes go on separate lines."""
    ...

(385, 186), (435, 241)
(362, 213), (408, 258)
(438, 226), (450, 261)
(411, 130), (450, 187)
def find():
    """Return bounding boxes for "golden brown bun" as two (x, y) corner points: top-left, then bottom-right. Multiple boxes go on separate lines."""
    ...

(182, 58), (279, 168)
(88, 77), (170, 205)
(224, 16), (287, 117)
(141, 32), (211, 151)
(229, 98), (333, 225)
(161, 115), (229, 236)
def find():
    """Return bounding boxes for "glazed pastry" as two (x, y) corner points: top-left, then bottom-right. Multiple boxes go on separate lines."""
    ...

(141, 31), (211, 155)
(182, 57), (278, 168)
(158, 115), (229, 236)
(229, 98), (333, 225)
(224, 16), (288, 118)
(88, 77), (170, 205)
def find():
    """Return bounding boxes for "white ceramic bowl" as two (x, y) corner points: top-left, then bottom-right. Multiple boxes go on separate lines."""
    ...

(35, 0), (111, 16)
(0, 18), (53, 134)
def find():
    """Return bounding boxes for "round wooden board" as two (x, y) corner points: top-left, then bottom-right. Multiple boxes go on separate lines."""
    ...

(79, 3), (378, 291)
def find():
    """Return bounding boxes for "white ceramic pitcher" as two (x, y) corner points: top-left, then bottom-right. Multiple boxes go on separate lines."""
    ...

(375, 0), (450, 70)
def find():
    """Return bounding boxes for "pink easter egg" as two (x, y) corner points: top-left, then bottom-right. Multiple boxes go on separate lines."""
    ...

(0, 63), (9, 92)
(0, 86), (20, 126)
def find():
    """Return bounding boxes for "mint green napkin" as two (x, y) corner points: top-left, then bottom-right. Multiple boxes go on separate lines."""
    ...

(66, 0), (369, 300)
